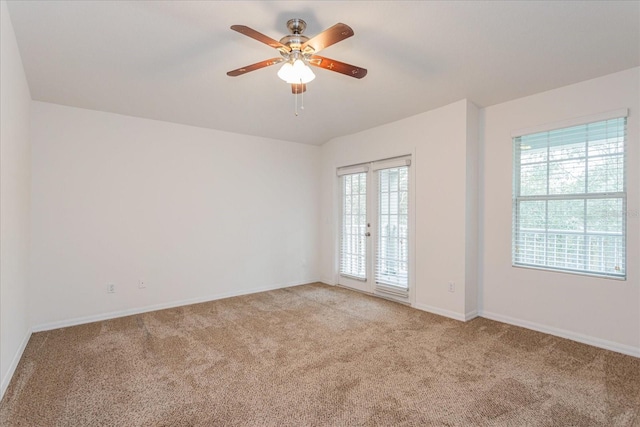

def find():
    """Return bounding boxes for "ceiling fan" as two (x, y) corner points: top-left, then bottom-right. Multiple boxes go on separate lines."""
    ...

(227, 19), (367, 94)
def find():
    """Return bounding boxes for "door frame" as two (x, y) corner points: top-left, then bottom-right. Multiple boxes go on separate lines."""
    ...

(336, 167), (374, 293)
(333, 151), (416, 306)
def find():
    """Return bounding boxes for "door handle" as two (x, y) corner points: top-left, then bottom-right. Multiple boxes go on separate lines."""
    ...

(365, 232), (371, 237)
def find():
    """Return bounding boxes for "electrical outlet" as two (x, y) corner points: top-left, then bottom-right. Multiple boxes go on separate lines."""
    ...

(107, 283), (115, 293)
(138, 279), (146, 289)
(448, 282), (455, 292)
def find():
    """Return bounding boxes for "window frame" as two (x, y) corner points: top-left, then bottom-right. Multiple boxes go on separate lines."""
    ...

(375, 164), (410, 292)
(512, 112), (627, 280)
(338, 170), (369, 281)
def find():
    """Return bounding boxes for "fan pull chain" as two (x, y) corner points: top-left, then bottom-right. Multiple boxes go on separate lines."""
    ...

(294, 79), (305, 117)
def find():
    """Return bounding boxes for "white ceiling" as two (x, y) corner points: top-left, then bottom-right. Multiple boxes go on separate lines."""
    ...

(6, 1), (639, 145)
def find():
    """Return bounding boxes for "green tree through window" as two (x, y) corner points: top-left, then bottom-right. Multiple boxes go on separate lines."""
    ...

(513, 117), (626, 278)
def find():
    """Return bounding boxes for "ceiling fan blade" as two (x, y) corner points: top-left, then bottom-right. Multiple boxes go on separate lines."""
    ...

(308, 55), (367, 79)
(301, 23), (354, 54)
(291, 83), (306, 94)
(230, 25), (290, 53)
(227, 58), (284, 77)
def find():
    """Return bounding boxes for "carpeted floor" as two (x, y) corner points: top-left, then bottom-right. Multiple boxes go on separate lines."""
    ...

(1, 283), (638, 426)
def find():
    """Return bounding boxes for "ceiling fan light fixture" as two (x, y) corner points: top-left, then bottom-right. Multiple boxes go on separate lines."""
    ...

(277, 59), (315, 84)
(293, 59), (315, 83)
(277, 62), (293, 81)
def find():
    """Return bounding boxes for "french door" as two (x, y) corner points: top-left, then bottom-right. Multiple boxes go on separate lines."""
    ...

(337, 157), (411, 302)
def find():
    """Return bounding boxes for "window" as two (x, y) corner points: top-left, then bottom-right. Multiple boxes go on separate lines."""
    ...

(339, 170), (368, 279)
(375, 165), (409, 290)
(512, 114), (627, 278)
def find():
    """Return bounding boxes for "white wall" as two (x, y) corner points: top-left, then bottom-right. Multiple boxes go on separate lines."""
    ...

(480, 68), (640, 355)
(465, 101), (480, 316)
(0, 0), (32, 397)
(320, 99), (479, 320)
(29, 102), (320, 329)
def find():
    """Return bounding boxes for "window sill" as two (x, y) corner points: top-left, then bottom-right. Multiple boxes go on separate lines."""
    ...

(512, 263), (626, 281)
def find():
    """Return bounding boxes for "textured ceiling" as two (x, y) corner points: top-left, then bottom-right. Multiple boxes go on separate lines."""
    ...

(6, 1), (640, 145)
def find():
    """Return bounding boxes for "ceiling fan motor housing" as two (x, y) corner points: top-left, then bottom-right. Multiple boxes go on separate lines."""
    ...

(280, 19), (313, 57)
(287, 18), (306, 34)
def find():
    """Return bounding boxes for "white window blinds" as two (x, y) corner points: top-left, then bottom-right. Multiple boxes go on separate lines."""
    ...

(376, 161), (410, 292)
(339, 171), (367, 280)
(512, 114), (627, 278)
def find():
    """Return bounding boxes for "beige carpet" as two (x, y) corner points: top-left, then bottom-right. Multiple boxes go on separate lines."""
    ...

(1, 283), (638, 426)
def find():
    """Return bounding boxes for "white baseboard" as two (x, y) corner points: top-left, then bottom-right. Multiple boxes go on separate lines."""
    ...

(319, 276), (336, 286)
(465, 310), (479, 321)
(32, 279), (319, 333)
(1, 327), (32, 400)
(413, 303), (469, 322)
(480, 310), (640, 358)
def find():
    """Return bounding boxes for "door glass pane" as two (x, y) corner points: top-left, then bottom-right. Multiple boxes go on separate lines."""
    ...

(340, 173), (367, 279)
(376, 166), (409, 288)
